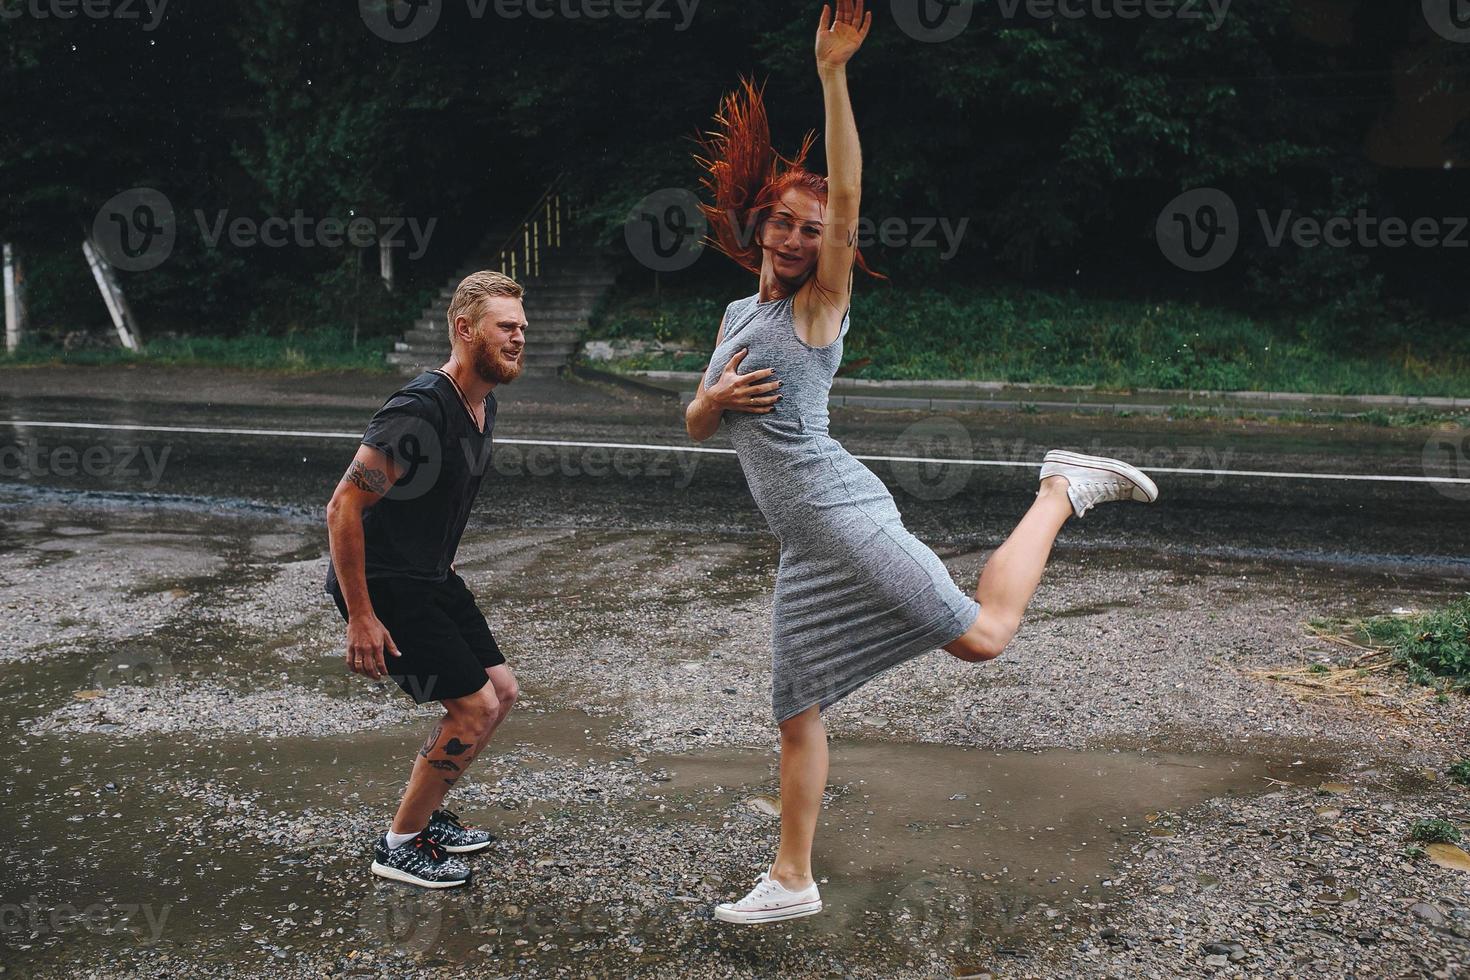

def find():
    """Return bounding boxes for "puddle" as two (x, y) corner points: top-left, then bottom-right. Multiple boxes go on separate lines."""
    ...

(646, 740), (1330, 937)
(1, 689), (1334, 976)
(0, 705), (627, 970)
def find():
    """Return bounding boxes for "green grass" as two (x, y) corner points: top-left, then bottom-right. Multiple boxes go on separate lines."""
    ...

(1159, 405), (1470, 429)
(1309, 598), (1470, 692)
(1407, 819), (1462, 844)
(1447, 758), (1470, 787)
(589, 285), (1470, 397)
(0, 329), (393, 373)
(1357, 597), (1470, 687)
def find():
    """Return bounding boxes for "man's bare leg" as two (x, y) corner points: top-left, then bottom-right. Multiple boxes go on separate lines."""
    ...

(464, 664), (519, 764)
(390, 683), (499, 836)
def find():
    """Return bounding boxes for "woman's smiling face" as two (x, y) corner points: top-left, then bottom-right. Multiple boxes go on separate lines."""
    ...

(760, 189), (825, 285)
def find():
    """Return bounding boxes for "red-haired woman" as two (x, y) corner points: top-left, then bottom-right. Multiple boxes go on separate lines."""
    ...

(686, 1), (1158, 925)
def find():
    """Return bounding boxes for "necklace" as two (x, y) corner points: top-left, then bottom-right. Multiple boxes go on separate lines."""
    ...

(433, 367), (482, 432)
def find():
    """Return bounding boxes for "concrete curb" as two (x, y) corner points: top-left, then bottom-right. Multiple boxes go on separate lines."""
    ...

(622, 369), (1469, 414)
(671, 390), (1199, 416)
(569, 363), (681, 401)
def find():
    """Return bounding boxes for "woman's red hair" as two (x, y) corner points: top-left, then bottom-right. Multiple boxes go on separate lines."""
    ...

(691, 75), (884, 288)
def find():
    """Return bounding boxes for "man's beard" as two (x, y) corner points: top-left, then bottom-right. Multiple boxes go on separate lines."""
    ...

(471, 338), (522, 384)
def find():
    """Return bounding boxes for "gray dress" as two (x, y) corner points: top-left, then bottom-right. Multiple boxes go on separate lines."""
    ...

(703, 292), (982, 724)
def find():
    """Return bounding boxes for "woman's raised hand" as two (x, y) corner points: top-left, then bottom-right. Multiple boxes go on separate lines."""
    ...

(815, 0), (871, 71)
(708, 348), (783, 414)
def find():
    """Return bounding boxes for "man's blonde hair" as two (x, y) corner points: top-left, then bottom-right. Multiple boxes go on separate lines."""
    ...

(447, 270), (524, 346)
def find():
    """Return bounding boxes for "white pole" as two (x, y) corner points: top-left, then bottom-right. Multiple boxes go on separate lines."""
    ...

(82, 238), (142, 352)
(379, 238), (395, 292)
(3, 243), (21, 353)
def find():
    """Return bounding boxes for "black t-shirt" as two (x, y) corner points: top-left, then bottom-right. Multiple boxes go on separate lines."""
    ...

(326, 371), (496, 593)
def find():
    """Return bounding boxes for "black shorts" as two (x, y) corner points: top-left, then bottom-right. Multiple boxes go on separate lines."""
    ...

(328, 572), (505, 704)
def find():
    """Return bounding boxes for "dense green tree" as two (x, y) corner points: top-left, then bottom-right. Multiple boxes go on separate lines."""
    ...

(0, 0), (1463, 343)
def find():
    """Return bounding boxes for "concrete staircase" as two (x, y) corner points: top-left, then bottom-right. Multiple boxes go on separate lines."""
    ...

(388, 187), (616, 377)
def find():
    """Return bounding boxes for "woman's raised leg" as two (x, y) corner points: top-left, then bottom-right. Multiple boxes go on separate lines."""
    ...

(946, 450), (1159, 662)
(946, 476), (1073, 662)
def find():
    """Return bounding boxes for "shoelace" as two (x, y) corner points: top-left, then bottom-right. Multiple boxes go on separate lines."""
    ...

(743, 873), (790, 903)
(435, 808), (467, 831)
(1072, 479), (1130, 514)
(410, 830), (449, 864)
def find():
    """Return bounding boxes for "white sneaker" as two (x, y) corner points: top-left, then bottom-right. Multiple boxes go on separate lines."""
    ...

(1039, 449), (1159, 518)
(713, 869), (823, 924)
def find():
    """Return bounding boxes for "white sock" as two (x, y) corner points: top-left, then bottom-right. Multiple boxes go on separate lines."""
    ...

(385, 828), (420, 849)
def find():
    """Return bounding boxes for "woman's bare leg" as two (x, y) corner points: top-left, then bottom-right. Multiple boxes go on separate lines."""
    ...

(945, 475), (1073, 661)
(769, 703), (827, 890)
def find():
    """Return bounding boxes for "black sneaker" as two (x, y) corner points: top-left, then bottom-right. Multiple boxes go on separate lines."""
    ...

(370, 830), (472, 888)
(425, 808), (496, 854)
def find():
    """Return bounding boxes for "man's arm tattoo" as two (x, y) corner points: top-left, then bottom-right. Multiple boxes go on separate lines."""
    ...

(342, 459), (388, 494)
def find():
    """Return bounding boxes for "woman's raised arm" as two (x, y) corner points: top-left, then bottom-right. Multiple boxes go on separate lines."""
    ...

(804, 1), (871, 342)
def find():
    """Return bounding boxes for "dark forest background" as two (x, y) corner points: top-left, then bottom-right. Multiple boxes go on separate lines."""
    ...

(1, 0), (1467, 368)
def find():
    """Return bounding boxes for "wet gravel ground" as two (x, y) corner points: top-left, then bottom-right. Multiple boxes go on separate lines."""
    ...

(3, 501), (1468, 979)
(10, 509), (1466, 762)
(1050, 781), (1470, 979)
(2, 367), (1469, 978)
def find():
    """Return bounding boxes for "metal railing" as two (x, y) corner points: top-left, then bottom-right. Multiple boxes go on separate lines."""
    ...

(495, 172), (577, 282)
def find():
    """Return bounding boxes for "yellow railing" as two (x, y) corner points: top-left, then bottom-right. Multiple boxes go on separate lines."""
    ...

(496, 173), (576, 281)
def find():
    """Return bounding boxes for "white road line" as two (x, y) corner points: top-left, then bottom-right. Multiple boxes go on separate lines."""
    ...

(2, 418), (1467, 485)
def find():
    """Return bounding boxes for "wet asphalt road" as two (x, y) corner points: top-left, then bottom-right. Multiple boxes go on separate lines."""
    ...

(0, 367), (1466, 572)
